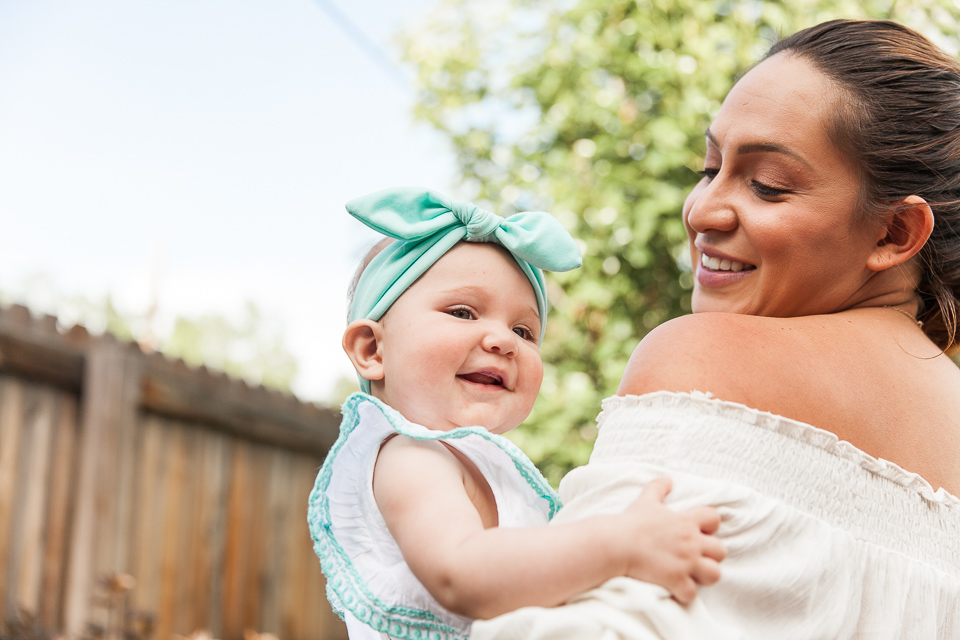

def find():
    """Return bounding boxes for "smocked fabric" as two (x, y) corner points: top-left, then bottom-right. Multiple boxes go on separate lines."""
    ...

(308, 393), (560, 640)
(471, 391), (960, 640)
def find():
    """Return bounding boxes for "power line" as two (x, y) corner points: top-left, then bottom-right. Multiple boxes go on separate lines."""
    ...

(311, 0), (412, 93)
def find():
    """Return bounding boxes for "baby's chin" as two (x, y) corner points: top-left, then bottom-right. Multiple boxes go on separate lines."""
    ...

(445, 413), (528, 435)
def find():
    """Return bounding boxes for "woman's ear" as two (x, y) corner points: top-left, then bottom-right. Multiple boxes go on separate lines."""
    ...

(867, 195), (934, 272)
(343, 319), (385, 383)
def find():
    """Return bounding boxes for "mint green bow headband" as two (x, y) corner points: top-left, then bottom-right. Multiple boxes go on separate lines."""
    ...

(347, 187), (581, 390)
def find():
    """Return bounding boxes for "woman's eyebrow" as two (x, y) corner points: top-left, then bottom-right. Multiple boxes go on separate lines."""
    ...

(705, 128), (813, 170)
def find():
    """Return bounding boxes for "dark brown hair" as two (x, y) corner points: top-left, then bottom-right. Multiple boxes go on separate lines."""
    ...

(766, 19), (960, 352)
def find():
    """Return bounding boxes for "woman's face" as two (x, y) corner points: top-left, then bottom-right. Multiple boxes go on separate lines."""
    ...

(683, 52), (884, 317)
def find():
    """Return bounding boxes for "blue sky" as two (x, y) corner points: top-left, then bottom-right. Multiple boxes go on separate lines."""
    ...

(0, 0), (456, 402)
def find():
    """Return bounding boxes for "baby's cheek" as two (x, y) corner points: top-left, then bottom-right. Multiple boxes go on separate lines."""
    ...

(531, 360), (544, 391)
(519, 359), (544, 406)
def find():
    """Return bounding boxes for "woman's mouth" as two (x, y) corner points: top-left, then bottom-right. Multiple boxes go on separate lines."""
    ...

(696, 252), (756, 288)
(700, 254), (754, 273)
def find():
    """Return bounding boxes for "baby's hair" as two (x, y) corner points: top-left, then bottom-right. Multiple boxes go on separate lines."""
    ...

(346, 237), (395, 322)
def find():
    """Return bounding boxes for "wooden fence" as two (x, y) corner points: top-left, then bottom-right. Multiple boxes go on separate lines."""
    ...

(0, 305), (347, 640)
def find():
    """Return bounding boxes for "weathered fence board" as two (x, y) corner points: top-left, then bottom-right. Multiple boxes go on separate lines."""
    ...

(17, 385), (55, 613)
(39, 393), (78, 629)
(0, 306), (345, 640)
(130, 414), (165, 624)
(0, 377), (26, 615)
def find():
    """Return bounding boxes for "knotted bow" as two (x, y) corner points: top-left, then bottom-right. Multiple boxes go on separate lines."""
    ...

(347, 187), (581, 389)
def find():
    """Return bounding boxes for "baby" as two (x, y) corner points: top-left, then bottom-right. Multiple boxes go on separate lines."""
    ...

(308, 187), (725, 640)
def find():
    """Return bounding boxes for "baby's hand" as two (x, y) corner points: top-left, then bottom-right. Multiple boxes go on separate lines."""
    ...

(615, 477), (726, 604)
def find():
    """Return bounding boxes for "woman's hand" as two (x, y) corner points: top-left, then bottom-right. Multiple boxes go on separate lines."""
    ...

(614, 477), (726, 604)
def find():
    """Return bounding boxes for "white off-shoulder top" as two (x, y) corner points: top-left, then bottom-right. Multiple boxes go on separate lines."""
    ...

(471, 391), (960, 640)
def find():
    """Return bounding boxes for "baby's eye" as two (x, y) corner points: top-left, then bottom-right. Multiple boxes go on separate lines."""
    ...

(513, 326), (535, 341)
(448, 307), (475, 320)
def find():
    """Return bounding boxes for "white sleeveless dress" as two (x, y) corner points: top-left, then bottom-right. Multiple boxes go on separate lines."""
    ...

(472, 391), (960, 640)
(307, 393), (561, 640)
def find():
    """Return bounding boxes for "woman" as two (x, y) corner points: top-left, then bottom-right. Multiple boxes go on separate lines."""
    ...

(472, 19), (960, 639)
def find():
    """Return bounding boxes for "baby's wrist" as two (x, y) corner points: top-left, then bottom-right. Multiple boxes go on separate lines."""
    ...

(597, 513), (642, 576)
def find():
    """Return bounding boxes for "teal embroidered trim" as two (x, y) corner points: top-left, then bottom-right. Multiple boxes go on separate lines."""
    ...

(307, 392), (561, 639)
(309, 393), (463, 639)
(365, 394), (561, 518)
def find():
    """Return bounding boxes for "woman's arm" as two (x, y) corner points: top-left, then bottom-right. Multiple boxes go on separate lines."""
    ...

(373, 434), (725, 620)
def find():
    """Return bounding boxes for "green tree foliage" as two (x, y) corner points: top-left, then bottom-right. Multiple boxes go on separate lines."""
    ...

(400, 0), (960, 484)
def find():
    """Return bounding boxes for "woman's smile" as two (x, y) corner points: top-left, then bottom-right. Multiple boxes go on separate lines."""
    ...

(695, 245), (756, 287)
(699, 253), (751, 273)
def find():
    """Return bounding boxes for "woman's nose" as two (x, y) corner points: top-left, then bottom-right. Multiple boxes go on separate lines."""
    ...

(481, 324), (517, 357)
(684, 177), (738, 234)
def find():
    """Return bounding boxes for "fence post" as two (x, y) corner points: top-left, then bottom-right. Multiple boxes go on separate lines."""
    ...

(63, 337), (143, 637)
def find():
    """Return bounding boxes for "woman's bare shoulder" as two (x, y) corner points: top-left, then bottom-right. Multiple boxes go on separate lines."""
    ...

(619, 313), (816, 409)
(621, 312), (960, 492)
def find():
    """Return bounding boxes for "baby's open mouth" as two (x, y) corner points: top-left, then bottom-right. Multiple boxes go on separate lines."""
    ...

(458, 372), (504, 386)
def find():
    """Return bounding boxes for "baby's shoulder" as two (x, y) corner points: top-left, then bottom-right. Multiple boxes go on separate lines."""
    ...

(374, 433), (499, 528)
(376, 433), (459, 470)
(373, 435), (469, 502)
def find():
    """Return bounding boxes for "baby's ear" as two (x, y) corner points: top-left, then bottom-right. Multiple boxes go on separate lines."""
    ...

(867, 195), (934, 271)
(343, 319), (385, 383)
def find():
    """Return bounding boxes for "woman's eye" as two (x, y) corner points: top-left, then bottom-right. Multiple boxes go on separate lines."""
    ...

(697, 167), (719, 181)
(751, 180), (791, 198)
(448, 307), (475, 320)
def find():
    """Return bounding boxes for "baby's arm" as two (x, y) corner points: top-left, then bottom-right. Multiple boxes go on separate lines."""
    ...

(373, 435), (725, 620)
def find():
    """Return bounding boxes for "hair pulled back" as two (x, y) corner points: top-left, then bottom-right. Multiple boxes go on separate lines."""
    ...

(766, 19), (960, 352)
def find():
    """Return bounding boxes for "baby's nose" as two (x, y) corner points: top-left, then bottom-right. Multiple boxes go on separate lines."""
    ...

(481, 324), (518, 356)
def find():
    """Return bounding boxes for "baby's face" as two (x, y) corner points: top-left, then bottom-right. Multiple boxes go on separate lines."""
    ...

(375, 242), (543, 434)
